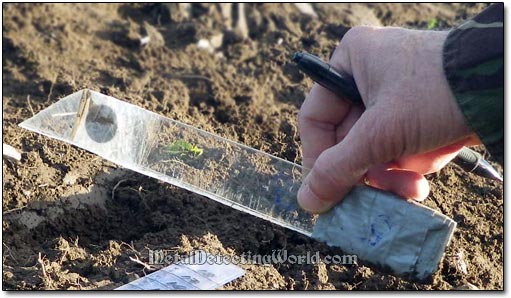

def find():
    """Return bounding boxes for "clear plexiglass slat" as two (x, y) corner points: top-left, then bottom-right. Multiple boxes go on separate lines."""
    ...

(20, 89), (315, 236)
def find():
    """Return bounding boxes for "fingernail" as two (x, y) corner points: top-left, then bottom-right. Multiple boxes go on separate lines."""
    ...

(297, 183), (332, 213)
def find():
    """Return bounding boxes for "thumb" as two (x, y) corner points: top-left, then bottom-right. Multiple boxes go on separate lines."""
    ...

(297, 108), (395, 213)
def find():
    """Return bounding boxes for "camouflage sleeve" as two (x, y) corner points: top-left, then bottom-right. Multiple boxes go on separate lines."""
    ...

(443, 3), (503, 165)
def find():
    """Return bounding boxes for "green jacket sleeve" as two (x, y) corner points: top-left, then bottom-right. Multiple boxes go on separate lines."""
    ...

(443, 3), (503, 165)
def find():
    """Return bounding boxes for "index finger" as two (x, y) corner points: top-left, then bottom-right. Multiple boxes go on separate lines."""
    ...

(298, 83), (353, 169)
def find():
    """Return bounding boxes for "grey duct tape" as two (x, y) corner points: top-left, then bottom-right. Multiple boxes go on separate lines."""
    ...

(312, 186), (456, 280)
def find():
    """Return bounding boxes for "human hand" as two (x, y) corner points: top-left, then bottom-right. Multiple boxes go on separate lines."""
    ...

(297, 26), (479, 213)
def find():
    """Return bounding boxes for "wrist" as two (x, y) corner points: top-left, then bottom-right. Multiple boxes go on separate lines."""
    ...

(425, 30), (474, 143)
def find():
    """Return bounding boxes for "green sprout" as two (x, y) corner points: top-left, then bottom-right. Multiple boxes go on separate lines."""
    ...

(427, 18), (438, 30)
(165, 140), (204, 158)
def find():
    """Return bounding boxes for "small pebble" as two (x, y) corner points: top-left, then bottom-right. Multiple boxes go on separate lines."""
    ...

(294, 3), (318, 18)
(197, 39), (214, 53)
(139, 36), (150, 46)
(63, 172), (78, 185)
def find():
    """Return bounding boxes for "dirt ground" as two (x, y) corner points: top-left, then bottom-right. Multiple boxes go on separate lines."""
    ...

(2, 3), (502, 290)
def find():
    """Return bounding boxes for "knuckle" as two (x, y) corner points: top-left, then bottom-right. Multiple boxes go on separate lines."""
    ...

(333, 26), (374, 74)
(297, 108), (309, 130)
(297, 89), (315, 125)
(340, 26), (372, 48)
